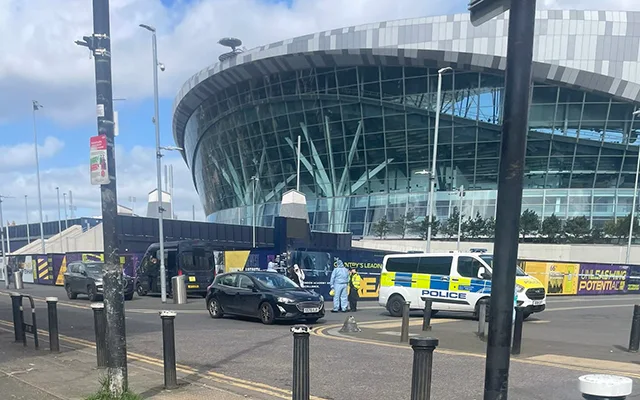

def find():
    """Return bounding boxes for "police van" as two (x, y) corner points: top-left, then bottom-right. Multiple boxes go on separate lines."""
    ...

(378, 252), (546, 319)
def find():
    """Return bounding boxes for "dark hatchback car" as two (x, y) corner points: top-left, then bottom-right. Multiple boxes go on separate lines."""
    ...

(63, 261), (135, 301)
(205, 271), (324, 325)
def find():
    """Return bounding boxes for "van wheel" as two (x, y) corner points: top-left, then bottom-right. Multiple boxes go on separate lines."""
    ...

(387, 295), (406, 317)
(136, 284), (147, 296)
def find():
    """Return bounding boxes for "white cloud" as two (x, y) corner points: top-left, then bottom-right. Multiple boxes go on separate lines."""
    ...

(0, 136), (64, 171)
(2, 0), (639, 124)
(0, 145), (204, 225)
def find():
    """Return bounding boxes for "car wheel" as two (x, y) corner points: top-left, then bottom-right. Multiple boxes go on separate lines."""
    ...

(124, 292), (134, 301)
(65, 285), (77, 300)
(87, 285), (99, 302)
(208, 298), (223, 319)
(136, 284), (147, 296)
(305, 318), (320, 324)
(387, 294), (405, 317)
(259, 302), (275, 325)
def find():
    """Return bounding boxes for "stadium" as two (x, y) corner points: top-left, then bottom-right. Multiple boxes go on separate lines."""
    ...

(173, 10), (640, 236)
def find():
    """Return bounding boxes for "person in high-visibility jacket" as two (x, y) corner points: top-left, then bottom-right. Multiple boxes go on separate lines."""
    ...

(348, 267), (362, 312)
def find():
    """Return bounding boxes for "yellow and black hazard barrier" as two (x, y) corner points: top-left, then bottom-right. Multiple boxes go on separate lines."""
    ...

(36, 257), (54, 284)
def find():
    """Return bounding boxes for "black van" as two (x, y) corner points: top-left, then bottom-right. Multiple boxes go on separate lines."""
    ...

(134, 240), (216, 297)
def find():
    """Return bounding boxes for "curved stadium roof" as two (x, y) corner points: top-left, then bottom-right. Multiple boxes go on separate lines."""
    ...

(173, 10), (640, 151)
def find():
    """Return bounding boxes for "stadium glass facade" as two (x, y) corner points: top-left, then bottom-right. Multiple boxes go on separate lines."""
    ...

(174, 11), (640, 236)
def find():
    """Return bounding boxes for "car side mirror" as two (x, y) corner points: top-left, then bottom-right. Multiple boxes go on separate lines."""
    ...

(80, 270), (87, 276)
(477, 267), (490, 280)
(248, 284), (257, 292)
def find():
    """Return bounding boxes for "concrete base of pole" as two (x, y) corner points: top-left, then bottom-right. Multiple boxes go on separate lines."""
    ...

(579, 375), (632, 400)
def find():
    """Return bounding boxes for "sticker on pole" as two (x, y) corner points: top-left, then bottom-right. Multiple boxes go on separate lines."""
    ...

(90, 135), (109, 185)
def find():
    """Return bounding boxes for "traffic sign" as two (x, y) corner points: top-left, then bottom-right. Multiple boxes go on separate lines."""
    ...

(468, 0), (510, 27)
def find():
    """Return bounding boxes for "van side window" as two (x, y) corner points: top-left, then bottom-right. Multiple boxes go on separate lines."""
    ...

(457, 256), (483, 278)
(418, 256), (453, 276)
(386, 257), (420, 273)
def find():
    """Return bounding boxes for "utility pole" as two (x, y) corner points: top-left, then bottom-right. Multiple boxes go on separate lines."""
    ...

(75, 0), (127, 394)
(469, 0), (537, 399)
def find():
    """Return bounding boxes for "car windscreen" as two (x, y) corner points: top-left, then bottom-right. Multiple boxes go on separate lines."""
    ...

(85, 263), (105, 274)
(479, 255), (526, 276)
(252, 273), (299, 289)
(180, 248), (214, 272)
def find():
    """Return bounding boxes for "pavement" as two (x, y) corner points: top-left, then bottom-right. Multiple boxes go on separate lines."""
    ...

(1, 284), (640, 399)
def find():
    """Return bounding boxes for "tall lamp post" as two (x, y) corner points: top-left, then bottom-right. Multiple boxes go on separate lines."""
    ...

(626, 109), (640, 264)
(457, 185), (465, 251)
(25, 195), (31, 243)
(55, 187), (63, 234)
(140, 23), (169, 303)
(425, 67), (453, 253)
(0, 195), (7, 288)
(251, 175), (259, 248)
(32, 101), (46, 254)
(62, 193), (68, 230)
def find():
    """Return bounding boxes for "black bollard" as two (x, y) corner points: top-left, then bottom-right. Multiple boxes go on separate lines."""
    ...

(160, 311), (178, 389)
(422, 299), (432, 332)
(291, 325), (310, 400)
(400, 301), (411, 343)
(91, 303), (108, 368)
(629, 305), (640, 353)
(46, 297), (60, 353)
(410, 337), (439, 400)
(511, 307), (524, 355)
(10, 292), (23, 342)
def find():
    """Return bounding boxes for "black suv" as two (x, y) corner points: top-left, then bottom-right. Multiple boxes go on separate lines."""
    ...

(63, 262), (134, 301)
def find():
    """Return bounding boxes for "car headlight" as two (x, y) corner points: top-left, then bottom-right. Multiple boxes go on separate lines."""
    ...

(277, 297), (296, 304)
(319, 295), (324, 302)
(515, 284), (525, 293)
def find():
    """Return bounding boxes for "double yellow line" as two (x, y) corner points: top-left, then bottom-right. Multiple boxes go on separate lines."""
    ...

(0, 319), (324, 400)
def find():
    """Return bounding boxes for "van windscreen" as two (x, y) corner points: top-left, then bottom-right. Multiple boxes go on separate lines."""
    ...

(180, 248), (214, 272)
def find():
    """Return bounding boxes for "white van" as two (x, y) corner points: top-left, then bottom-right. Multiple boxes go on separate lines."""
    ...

(378, 252), (546, 319)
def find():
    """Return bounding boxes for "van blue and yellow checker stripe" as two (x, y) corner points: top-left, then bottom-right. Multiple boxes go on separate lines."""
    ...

(381, 272), (492, 294)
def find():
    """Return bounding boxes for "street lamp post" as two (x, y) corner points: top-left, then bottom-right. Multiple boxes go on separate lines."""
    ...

(56, 187), (62, 234)
(0, 196), (6, 288)
(626, 109), (640, 264)
(457, 185), (465, 251)
(62, 193), (68, 230)
(140, 23), (167, 303)
(25, 195), (30, 243)
(425, 67), (452, 253)
(32, 101), (46, 254)
(251, 175), (259, 248)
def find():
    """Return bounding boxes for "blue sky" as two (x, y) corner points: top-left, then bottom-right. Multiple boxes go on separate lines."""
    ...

(0, 0), (636, 225)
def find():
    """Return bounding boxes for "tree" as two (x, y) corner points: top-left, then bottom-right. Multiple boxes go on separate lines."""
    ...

(541, 214), (563, 243)
(483, 217), (496, 238)
(565, 216), (591, 242)
(604, 213), (640, 244)
(519, 209), (540, 242)
(443, 207), (462, 238)
(411, 218), (440, 240)
(393, 211), (416, 239)
(466, 212), (486, 239)
(372, 216), (390, 239)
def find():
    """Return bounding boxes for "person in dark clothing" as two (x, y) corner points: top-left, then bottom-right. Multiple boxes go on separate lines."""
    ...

(348, 266), (362, 312)
(148, 257), (159, 292)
